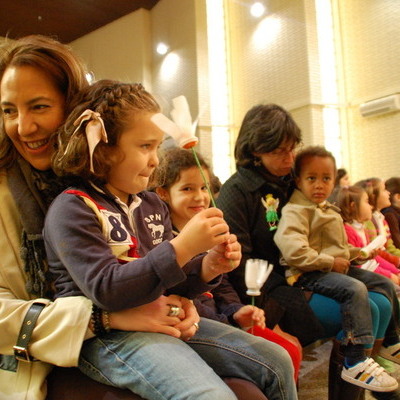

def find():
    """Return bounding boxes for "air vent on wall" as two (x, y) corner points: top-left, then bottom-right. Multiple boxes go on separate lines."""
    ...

(360, 94), (400, 117)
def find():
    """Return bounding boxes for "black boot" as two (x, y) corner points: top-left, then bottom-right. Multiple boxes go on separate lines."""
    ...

(328, 340), (365, 400)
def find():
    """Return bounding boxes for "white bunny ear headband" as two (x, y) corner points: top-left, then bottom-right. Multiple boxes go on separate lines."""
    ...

(151, 95), (199, 149)
(63, 109), (109, 173)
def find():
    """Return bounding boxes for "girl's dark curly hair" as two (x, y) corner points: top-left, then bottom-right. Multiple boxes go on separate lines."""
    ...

(151, 147), (210, 190)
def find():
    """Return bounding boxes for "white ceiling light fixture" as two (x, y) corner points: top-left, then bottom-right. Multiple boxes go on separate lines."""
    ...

(156, 42), (169, 55)
(250, 2), (266, 18)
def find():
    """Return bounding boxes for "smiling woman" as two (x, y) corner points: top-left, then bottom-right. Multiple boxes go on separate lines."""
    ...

(0, 34), (93, 400)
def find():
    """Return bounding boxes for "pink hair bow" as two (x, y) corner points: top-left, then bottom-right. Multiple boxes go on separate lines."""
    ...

(73, 109), (108, 172)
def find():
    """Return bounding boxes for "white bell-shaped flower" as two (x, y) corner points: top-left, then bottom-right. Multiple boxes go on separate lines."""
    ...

(245, 258), (273, 296)
(169, 96), (198, 149)
(150, 95), (198, 149)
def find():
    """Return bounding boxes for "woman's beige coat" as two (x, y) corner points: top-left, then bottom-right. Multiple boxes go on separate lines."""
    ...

(0, 169), (93, 400)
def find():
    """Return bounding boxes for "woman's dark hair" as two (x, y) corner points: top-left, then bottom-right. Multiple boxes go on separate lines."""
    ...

(335, 168), (348, 186)
(151, 147), (210, 189)
(385, 177), (400, 203)
(0, 35), (89, 168)
(337, 185), (365, 223)
(294, 145), (337, 178)
(53, 79), (160, 183)
(234, 104), (302, 168)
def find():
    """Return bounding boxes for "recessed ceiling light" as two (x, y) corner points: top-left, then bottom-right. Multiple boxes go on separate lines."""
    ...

(156, 42), (169, 55)
(250, 2), (266, 18)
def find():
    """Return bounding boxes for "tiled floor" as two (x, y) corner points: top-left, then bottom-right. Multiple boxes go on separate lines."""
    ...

(298, 340), (400, 400)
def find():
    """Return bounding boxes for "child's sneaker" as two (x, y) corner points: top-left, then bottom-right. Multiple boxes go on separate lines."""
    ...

(341, 357), (398, 392)
(379, 344), (400, 365)
(375, 355), (397, 374)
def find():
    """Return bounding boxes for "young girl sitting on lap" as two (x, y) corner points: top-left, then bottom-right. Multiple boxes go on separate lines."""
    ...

(274, 145), (400, 392)
(43, 80), (298, 400)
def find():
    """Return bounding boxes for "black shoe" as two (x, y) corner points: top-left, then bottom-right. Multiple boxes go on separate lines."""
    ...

(372, 389), (400, 400)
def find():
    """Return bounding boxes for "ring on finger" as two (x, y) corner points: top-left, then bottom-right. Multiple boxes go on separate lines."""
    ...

(167, 304), (181, 317)
(193, 322), (200, 331)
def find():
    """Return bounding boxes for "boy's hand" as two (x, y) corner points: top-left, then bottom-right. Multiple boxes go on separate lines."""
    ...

(233, 305), (266, 330)
(332, 257), (350, 274)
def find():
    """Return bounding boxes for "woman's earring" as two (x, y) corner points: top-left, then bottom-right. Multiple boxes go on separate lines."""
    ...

(254, 157), (262, 167)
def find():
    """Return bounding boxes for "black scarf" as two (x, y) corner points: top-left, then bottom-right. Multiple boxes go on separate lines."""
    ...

(7, 157), (72, 298)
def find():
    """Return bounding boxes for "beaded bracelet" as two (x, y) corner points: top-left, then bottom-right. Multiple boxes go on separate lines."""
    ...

(91, 304), (107, 336)
(103, 310), (111, 333)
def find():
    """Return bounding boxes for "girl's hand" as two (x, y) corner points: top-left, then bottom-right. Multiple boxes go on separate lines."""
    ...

(170, 208), (230, 267)
(108, 295), (184, 338)
(201, 234), (242, 282)
(233, 305), (266, 330)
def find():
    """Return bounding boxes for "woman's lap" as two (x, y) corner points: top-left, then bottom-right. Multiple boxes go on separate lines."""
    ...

(79, 318), (297, 400)
(79, 325), (236, 400)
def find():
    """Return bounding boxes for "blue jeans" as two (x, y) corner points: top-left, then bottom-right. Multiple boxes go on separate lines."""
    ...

(297, 269), (374, 346)
(79, 318), (297, 400)
(298, 266), (400, 346)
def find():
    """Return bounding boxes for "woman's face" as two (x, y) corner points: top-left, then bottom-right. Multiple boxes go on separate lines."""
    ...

(0, 65), (65, 170)
(254, 139), (296, 177)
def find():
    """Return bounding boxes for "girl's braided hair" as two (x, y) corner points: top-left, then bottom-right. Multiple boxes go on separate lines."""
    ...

(53, 79), (160, 183)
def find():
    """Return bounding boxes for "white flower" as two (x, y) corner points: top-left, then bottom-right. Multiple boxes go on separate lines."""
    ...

(245, 259), (273, 296)
(150, 95), (198, 149)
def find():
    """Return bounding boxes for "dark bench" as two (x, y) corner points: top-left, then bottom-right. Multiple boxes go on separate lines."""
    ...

(46, 366), (268, 400)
